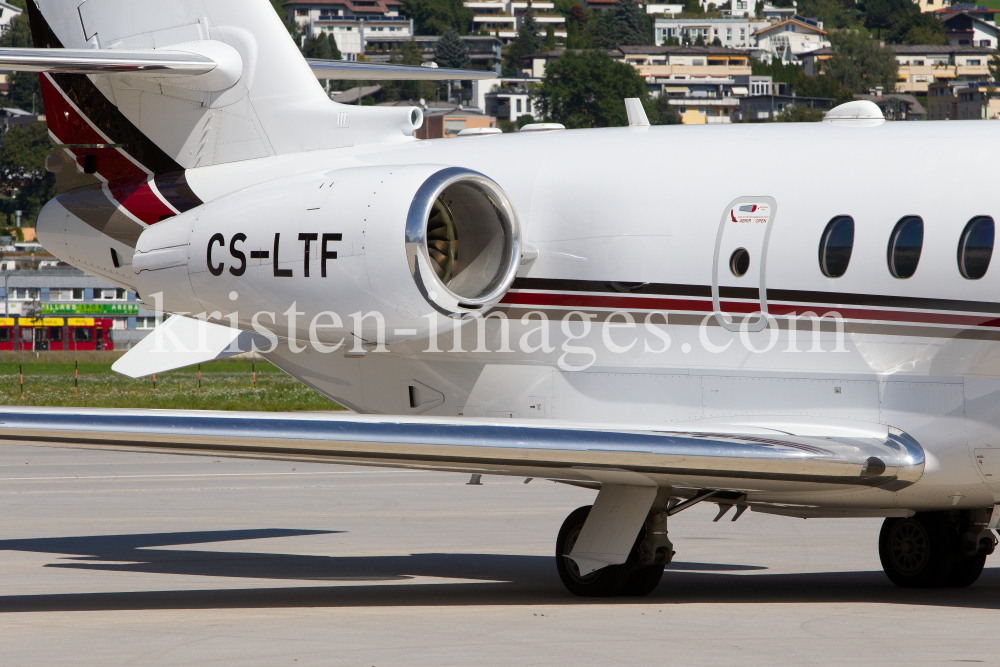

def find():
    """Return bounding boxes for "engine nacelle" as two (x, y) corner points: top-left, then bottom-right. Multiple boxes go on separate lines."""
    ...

(132, 164), (521, 345)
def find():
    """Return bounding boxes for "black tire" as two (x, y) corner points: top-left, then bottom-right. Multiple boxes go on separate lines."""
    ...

(946, 552), (987, 588)
(555, 506), (630, 597)
(879, 513), (957, 588)
(620, 563), (665, 596)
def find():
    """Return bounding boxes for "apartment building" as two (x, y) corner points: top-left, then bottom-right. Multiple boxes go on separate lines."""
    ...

(465, 0), (566, 42)
(928, 80), (958, 119)
(928, 81), (1000, 120)
(801, 44), (992, 93)
(285, 0), (412, 58)
(654, 17), (768, 49)
(613, 45), (752, 79)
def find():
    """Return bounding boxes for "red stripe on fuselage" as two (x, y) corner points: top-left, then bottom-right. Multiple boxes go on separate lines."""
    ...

(39, 74), (176, 225)
(501, 290), (1000, 329)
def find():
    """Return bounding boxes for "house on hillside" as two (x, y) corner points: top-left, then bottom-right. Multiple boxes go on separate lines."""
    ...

(753, 17), (830, 64)
(938, 10), (998, 47)
(283, 0), (412, 59)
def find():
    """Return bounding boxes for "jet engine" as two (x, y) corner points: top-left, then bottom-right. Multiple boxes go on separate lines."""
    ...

(131, 164), (521, 345)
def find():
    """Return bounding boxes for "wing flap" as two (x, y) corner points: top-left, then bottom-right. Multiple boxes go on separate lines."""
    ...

(0, 408), (925, 490)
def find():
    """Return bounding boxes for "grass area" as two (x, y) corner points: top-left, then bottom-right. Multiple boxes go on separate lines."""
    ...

(971, 0), (1000, 9)
(0, 352), (343, 411)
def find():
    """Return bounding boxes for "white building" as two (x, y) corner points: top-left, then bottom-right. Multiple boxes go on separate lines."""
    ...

(465, 0), (566, 42)
(286, 0), (412, 58)
(940, 10), (999, 48)
(753, 18), (829, 63)
(646, 4), (685, 14)
(0, 1), (22, 32)
(655, 17), (769, 48)
(760, 4), (795, 20)
(693, 0), (758, 17)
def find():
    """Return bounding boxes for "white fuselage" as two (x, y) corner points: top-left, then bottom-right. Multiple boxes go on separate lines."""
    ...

(42, 119), (1000, 511)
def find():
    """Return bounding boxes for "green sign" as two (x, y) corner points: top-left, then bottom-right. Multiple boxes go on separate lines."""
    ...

(42, 303), (139, 315)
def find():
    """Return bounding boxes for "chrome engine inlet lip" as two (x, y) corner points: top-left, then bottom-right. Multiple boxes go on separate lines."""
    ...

(405, 166), (521, 315)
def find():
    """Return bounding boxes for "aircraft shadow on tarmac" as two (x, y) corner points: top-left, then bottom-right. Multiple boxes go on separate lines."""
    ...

(1, 528), (998, 612)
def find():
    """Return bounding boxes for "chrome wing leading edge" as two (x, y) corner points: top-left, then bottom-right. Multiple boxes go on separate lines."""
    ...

(0, 408), (925, 491)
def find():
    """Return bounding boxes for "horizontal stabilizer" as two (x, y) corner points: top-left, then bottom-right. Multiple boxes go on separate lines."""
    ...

(0, 47), (214, 74)
(111, 315), (270, 379)
(307, 59), (497, 81)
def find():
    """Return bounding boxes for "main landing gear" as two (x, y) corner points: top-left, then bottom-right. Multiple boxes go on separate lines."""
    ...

(879, 511), (997, 588)
(556, 505), (670, 597)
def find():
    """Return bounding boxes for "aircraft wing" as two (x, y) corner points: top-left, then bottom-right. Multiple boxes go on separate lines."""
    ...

(0, 407), (924, 491)
(306, 59), (497, 81)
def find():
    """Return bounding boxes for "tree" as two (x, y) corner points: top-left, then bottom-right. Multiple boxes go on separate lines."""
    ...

(793, 70), (850, 103)
(589, 10), (616, 49)
(861, 0), (944, 44)
(381, 40), (439, 101)
(1, 13), (42, 114)
(0, 122), (56, 227)
(303, 33), (341, 60)
(401, 0), (474, 35)
(989, 48), (1000, 83)
(822, 29), (897, 94)
(521, 2), (541, 43)
(545, 24), (556, 49)
(612, 0), (651, 46)
(503, 2), (542, 75)
(435, 28), (472, 68)
(774, 105), (826, 122)
(567, 4), (590, 48)
(653, 93), (683, 124)
(796, 0), (860, 30)
(534, 49), (657, 127)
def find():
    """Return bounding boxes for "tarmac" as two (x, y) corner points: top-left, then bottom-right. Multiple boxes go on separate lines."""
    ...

(2, 442), (999, 666)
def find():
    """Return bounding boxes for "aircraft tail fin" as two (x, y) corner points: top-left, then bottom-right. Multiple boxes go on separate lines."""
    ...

(26, 0), (422, 177)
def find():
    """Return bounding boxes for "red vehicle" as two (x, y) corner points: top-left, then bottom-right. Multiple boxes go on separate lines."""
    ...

(1, 317), (114, 351)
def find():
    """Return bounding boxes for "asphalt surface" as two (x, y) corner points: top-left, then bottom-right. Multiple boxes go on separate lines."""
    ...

(2, 443), (999, 666)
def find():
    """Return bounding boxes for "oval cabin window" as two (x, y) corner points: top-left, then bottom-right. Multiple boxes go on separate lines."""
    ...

(958, 216), (994, 280)
(887, 216), (924, 279)
(729, 247), (750, 277)
(818, 216), (855, 278)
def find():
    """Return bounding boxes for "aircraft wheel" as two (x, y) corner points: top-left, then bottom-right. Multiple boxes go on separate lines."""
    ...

(555, 506), (630, 597)
(946, 552), (987, 588)
(620, 563), (665, 596)
(879, 513), (956, 588)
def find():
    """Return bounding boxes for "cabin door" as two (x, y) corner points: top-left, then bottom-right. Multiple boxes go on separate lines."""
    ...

(712, 196), (777, 333)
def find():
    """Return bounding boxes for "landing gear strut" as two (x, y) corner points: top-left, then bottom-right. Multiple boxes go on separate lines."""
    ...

(879, 511), (996, 588)
(555, 505), (670, 597)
